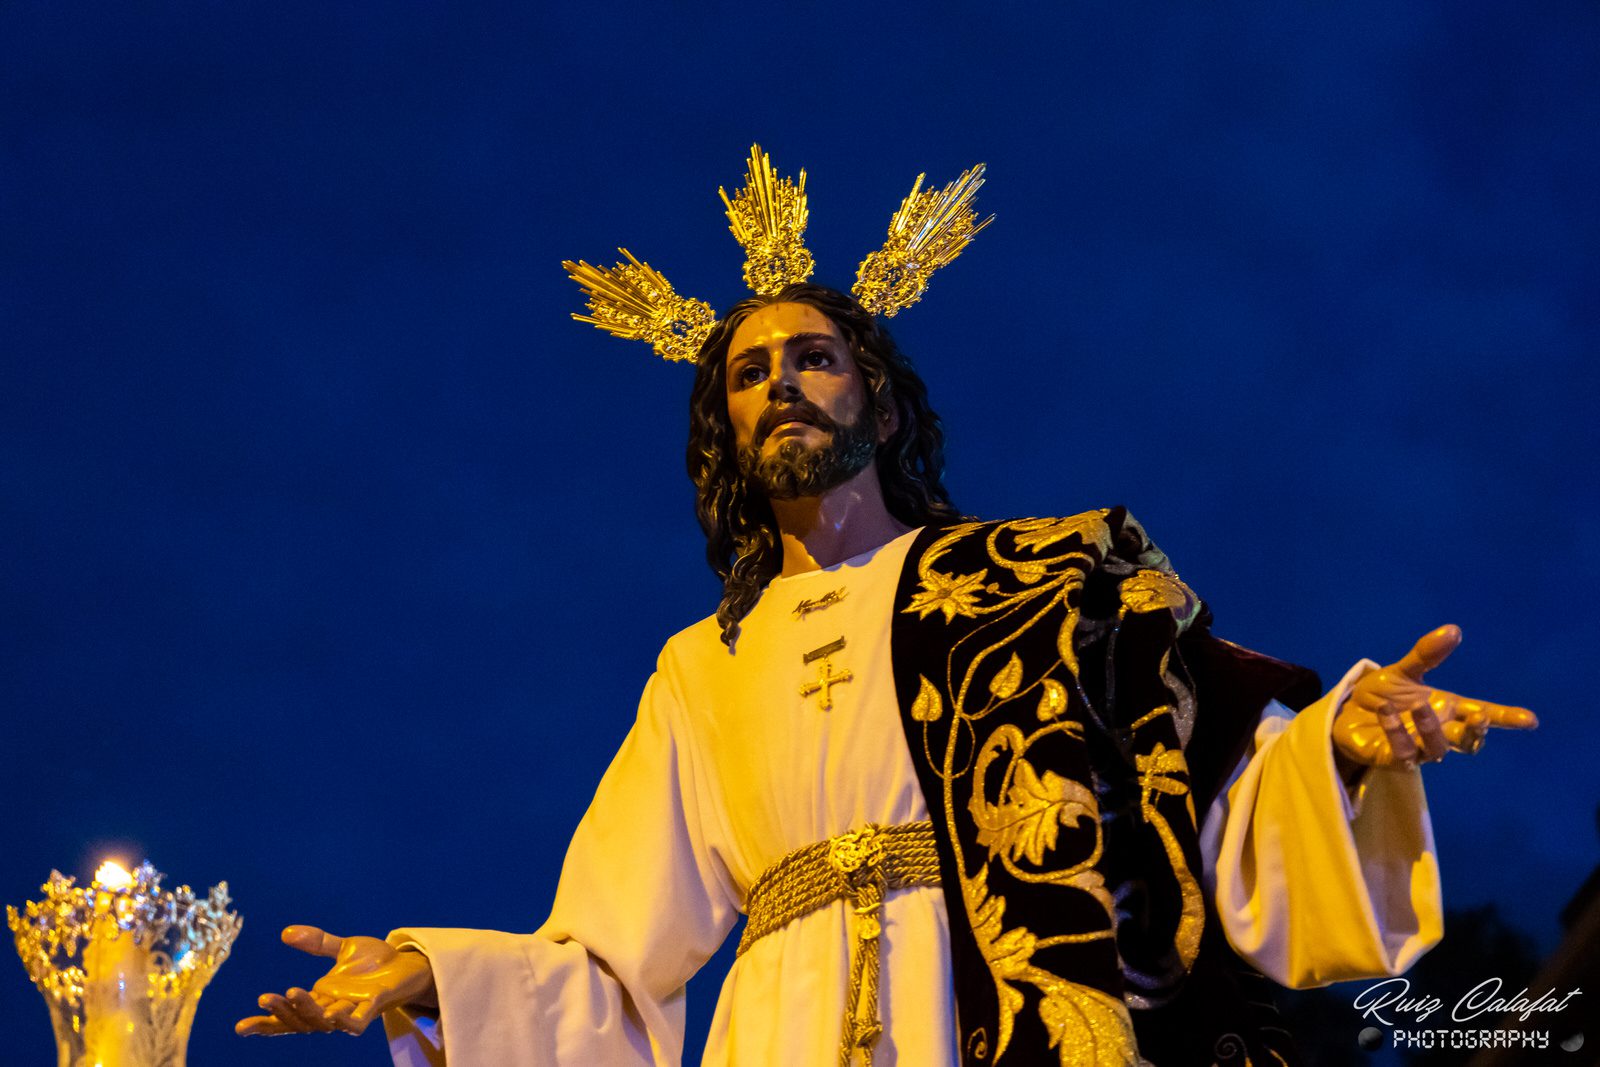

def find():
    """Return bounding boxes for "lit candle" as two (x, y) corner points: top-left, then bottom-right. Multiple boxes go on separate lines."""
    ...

(82, 860), (150, 1067)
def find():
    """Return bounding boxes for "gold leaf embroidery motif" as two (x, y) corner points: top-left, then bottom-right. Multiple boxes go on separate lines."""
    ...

(1118, 568), (1200, 628)
(964, 867), (1033, 1060)
(1055, 575), (1085, 678)
(1135, 742), (1204, 967)
(911, 674), (944, 722)
(903, 512), (1198, 1065)
(965, 867), (1134, 1065)
(971, 732), (1098, 867)
(1008, 511), (1113, 556)
(1011, 562), (1046, 585)
(1035, 978), (1138, 1066)
(1036, 678), (1068, 721)
(906, 568), (990, 622)
(988, 652), (1024, 700)
(1137, 742), (1195, 823)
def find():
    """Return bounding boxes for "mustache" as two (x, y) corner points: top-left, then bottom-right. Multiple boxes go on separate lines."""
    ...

(754, 401), (836, 444)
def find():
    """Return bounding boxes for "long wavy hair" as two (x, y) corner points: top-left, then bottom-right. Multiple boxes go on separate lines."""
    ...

(687, 284), (963, 645)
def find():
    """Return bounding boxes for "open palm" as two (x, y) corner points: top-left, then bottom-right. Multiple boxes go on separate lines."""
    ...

(235, 925), (434, 1037)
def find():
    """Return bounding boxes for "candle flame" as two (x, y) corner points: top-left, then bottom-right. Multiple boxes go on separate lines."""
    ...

(95, 860), (134, 890)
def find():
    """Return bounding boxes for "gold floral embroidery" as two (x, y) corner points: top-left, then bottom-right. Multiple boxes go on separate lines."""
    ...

(1010, 561), (1047, 585)
(965, 866), (1136, 1065)
(1035, 678), (1068, 721)
(1036, 980), (1139, 1067)
(1054, 574), (1087, 678)
(911, 675), (944, 722)
(1128, 703), (1175, 732)
(1119, 568), (1200, 629)
(970, 729), (1098, 867)
(988, 652), (1024, 699)
(1136, 742), (1203, 967)
(906, 568), (992, 622)
(902, 512), (1194, 1066)
(964, 867), (1034, 1060)
(1115, 555), (1202, 746)
(907, 516), (1109, 630)
(1009, 511), (1113, 557)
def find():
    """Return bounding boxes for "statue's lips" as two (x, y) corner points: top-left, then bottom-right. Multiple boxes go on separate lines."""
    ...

(765, 417), (820, 438)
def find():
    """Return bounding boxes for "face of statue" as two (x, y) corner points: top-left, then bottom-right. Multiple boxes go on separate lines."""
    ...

(723, 302), (886, 499)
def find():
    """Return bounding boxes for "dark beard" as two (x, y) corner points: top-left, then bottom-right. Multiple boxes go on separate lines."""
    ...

(736, 409), (879, 501)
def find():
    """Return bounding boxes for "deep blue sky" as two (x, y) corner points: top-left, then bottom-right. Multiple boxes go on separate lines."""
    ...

(3, 3), (1596, 1063)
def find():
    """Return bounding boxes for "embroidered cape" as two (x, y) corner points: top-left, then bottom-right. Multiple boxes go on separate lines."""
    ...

(890, 508), (1321, 1066)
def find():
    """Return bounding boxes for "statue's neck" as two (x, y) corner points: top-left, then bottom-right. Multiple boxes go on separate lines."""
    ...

(769, 464), (912, 577)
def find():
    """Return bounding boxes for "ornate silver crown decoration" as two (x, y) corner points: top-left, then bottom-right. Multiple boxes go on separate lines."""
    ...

(563, 144), (991, 363)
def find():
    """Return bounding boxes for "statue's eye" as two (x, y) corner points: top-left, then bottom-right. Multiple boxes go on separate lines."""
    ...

(799, 349), (831, 368)
(738, 363), (767, 385)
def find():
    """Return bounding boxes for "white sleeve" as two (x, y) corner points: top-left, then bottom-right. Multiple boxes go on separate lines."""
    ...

(382, 670), (741, 1066)
(1198, 660), (1444, 989)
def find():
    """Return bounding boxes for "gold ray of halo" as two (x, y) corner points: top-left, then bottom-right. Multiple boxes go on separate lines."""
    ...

(563, 249), (717, 363)
(719, 144), (815, 296)
(853, 164), (993, 317)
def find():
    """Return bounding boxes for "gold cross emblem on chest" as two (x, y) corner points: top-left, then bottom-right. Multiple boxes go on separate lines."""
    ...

(798, 636), (853, 711)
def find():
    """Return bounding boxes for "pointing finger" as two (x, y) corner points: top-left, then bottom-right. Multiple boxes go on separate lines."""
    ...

(1461, 699), (1539, 730)
(1394, 625), (1462, 681)
(1429, 691), (1539, 731)
(282, 925), (345, 959)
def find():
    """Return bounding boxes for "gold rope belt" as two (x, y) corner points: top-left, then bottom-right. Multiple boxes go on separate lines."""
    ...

(738, 821), (942, 1067)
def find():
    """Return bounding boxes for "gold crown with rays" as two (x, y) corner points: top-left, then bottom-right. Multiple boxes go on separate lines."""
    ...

(562, 145), (992, 363)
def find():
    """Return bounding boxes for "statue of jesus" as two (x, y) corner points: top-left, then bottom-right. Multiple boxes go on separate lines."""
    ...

(237, 151), (1536, 1066)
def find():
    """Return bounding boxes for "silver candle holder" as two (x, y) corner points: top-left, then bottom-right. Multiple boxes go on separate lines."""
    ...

(8, 859), (242, 1067)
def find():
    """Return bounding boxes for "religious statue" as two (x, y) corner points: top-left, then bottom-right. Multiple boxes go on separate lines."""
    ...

(237, 146), (1536, 1065)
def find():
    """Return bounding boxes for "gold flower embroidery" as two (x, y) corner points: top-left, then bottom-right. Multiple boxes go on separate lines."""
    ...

(1036, 980), (1138, 1066)
(1134, 742), (1204, 967)
(911, 674), (944, 722)
(988, 652), (1024, 700)
(1137, 742), (1197, 828)
(1009, 511), (1113, 556)
(1118, 568), (1199, 626)
(906, 568), (990, 622)
(971, 729), (1099, 867)
(965, 867), (1135, 1065)
(1036, 678), (1068, 720)
(1135, 742), (1189, 790)
(904, 514), (1173, 1066)
(964, 867), (1033, 1059)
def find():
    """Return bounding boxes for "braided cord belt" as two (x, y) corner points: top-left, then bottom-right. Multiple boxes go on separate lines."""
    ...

(737, 821), (942, 1067)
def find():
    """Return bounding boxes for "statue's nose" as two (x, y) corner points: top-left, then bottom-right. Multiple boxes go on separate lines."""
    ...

(769, 373), (802, 401)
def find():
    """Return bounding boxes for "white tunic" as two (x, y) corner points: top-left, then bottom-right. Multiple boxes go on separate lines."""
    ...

(385, 528), (1442, 1066)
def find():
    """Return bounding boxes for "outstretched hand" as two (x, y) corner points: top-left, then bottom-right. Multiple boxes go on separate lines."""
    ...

(1333, 624), (1537, 770)
(235, 925), (436, 1037)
